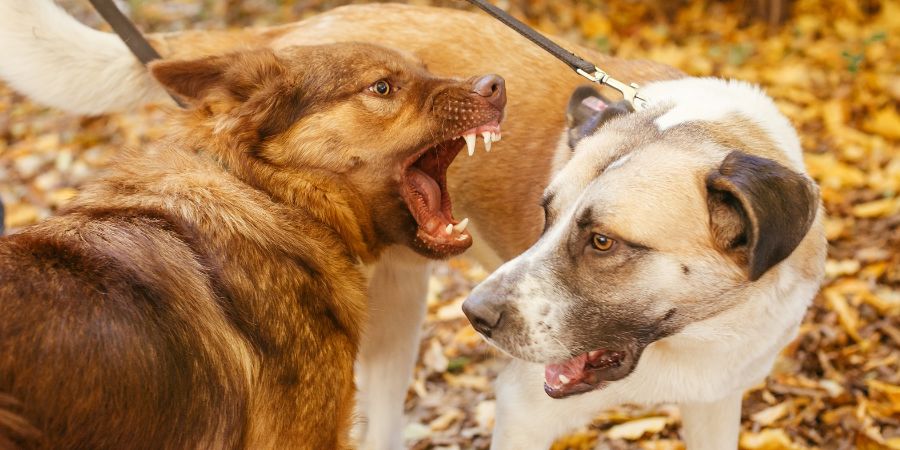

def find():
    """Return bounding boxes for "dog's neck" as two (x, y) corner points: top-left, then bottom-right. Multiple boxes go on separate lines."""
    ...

(172, 118), (382, 263)
(217, 153), (380, 262)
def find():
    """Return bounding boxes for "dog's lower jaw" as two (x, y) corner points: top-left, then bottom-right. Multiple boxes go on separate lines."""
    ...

(399, 122), (501, 259)
(491, 358), (746, 450)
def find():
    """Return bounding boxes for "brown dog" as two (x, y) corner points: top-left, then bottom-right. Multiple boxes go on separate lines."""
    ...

(0, 42), (504, 449)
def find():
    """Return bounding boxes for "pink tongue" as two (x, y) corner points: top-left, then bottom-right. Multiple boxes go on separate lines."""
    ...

(544, 354), (588, 389)
(407, 168), (441, 213)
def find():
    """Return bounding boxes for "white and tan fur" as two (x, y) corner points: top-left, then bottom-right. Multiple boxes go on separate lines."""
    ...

(0, 2), (824, 448)
(468, 78), (825, 449)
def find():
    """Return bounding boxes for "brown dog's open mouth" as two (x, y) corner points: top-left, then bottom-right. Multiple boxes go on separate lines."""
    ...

(401, 122), (501, 257)
(543, 349), (628, 399)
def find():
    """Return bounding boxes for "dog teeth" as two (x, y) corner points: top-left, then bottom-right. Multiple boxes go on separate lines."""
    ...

(588, 350), (603, 359)
(464, 133), (476, 156)
(491, 131), (501, 142)
(481, 131), (492, 152)
(558, 374), (571, 384)
(453, 218), (469, 233)
(445, 224), (454, 235)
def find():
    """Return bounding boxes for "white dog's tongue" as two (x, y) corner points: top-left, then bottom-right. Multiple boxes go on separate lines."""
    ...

(544, 354), (588, 389)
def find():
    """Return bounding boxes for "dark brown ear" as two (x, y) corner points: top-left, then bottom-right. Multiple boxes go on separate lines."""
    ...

(706, 151), (818, 281)
(565, 85), (631, 150)
(149, 55), (229, 102)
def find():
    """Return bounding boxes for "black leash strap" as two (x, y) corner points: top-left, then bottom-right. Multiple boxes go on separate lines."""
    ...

(463, 0), (650, 110)
(87, 0), (185, 107)
(464, 0), (594, 74)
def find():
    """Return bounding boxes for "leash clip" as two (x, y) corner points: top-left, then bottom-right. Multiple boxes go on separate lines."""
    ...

(576, 67), (651, 111)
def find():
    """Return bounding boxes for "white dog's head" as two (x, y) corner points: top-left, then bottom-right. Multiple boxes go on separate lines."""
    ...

(463, 78), (824, 399)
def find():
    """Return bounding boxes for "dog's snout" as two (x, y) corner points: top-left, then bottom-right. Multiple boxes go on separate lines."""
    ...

(463, 292), (504, 338)
(472, 74), (507, 110)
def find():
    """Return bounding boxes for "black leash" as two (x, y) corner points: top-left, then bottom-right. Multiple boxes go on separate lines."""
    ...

(88, 0), (645, 110)
(87, 0), (185, 107)
(464, 0), (650, 110)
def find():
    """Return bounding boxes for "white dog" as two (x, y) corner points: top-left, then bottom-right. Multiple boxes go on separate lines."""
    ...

(464, 78), (825, 448)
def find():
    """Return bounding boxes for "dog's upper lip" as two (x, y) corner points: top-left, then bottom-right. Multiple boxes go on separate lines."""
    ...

(400, 120), (502, 169)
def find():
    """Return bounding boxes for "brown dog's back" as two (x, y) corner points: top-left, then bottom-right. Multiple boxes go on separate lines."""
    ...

(0, 210), (250, 448)
(0, 144), (364, 449)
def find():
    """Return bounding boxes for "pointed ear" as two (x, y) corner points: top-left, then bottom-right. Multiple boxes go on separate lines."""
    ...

(565, 85), (631, 150)
(149, 50), (285, 104)
(149, 55), (229, 102)
(706, 151), (819, 281)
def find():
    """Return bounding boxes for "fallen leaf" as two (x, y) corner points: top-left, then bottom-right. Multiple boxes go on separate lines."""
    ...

(751, 402), (790, 426)
(863, 107), (900, 139)
(606, 417), (669, 440)
(740, 429), (797, 450)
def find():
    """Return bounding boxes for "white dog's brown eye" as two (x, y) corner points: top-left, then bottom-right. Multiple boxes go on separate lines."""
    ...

(591, 234), (615, 251)
(371, 80), (392, 95)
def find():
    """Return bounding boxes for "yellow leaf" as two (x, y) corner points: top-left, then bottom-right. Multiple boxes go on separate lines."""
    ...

(825, 259), (861, 278)
(852, 197), (899, 218)
(640, 440), (685, 450)
(823, 217), (846, 241)
(750, 402), (790, 426)
(868, 379), (900, 407)
(428, 408), (463, 431)
(824, 288), (861, 341)
(822, 100), (847, 136)
(863, 107), (900, 140)
(607, 417), (669, 440)
(740, 429), (797, 450)
(552, 430), (599, 450)
(860, 288), (900, 314)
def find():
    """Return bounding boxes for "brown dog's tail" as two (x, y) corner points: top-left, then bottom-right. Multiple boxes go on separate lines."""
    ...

(0, 394), (43, 450)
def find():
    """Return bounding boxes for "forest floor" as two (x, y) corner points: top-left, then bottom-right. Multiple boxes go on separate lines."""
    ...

(0, 0), (897, 448)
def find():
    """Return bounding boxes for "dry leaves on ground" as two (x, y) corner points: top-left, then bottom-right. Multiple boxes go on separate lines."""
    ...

(0, 0), (897, 449)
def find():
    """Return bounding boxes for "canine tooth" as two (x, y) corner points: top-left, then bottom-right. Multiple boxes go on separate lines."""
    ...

(481, 131), (492, 152)
(445, 224), (454, 235)
(464, 134), (476, 156)
(453, 218), (469, 233)
(558, 374), (571, 384)
(588, 350), (602, 359)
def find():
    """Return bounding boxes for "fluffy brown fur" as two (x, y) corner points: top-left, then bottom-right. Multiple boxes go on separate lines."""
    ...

(0, 42), (504, 449)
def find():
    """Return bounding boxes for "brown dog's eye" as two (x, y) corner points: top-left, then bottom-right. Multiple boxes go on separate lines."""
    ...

(370, 80), (392, 96)
(591, 234), (615, 251)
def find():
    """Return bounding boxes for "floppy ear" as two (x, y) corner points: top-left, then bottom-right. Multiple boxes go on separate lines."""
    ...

(706, 151), (818, 281)
(565, 85), (631, 150)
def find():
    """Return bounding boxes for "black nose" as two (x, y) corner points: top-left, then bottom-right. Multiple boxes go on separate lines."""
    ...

(462, 292), (504, 338)
(471, 74), (507, 110)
